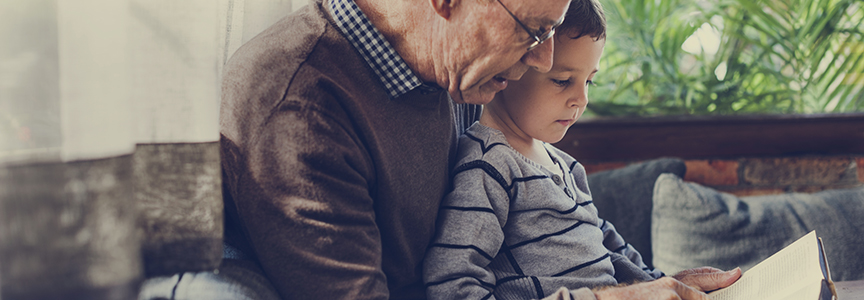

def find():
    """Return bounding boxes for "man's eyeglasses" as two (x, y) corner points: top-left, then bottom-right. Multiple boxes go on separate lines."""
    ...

(495, 0), (559, 51)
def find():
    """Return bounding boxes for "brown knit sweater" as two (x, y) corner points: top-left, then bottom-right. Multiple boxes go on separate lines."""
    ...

(219, 0), (468, 299)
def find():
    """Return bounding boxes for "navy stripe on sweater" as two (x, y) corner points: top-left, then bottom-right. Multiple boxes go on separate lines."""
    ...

(440, 205), (495, 214)
(453, 161), (549, 191)
(465, 133), (509, 154)
(425, 275), (496, 290)
(530, 276), (544, 298)
(495, 275), (545, 299)
(552, 253), (611, 277)
(509, 221), (590, 249)
(501, 244), (526, 275)
(612, 244), (630, 253)
(452, 160), (549, 200)
(510, 200), (592, 215)
(429, 243), (494, 261)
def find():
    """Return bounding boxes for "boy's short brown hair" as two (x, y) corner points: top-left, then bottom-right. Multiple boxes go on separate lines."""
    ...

(557, 0), (606, 41)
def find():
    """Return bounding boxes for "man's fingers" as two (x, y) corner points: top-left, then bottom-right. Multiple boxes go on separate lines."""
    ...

(674, 267), (724, 277)
(674, 267), (742, 292)
(594, 274), (736, 300)
(648, 277), (711, 300)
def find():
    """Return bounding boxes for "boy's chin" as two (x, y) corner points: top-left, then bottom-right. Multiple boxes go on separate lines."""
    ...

(540, 135), (567, 145)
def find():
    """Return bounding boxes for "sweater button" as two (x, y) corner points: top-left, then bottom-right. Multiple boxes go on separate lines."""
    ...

(551, 175), (562, 185)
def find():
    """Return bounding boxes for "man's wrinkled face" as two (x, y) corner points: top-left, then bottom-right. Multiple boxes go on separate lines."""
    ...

(444, 0), (571, 105)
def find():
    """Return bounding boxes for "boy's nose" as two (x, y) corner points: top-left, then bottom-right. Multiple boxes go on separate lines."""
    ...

(568, 92), (589, 107)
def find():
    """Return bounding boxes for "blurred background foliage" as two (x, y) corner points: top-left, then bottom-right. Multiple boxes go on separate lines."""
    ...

(587, 0), (864, 116)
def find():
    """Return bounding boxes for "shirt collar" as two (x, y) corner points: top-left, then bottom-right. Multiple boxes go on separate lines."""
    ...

(328, 0), (440, 98)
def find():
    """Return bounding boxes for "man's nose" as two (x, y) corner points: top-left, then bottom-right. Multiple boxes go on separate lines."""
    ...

(520, 38), (554, 73)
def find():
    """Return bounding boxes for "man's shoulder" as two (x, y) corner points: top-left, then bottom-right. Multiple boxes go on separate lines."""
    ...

(224, 4), (330, 80)
(219, 2), (373, 150)
(219, 1), (376, 128)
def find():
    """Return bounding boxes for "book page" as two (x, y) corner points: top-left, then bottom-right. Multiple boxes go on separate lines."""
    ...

(709, 231), (826, 300)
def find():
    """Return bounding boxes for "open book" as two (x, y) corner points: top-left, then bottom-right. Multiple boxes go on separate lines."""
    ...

(708, 231), (836, 300)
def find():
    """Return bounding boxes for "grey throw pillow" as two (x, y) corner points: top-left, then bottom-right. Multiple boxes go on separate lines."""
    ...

(651, 173), (864, 281)
(587, 157), (686, 269)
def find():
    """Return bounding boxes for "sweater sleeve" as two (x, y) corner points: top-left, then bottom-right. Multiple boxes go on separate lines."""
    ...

(536, 287), (597, 300)
(424, 159), (511, 300)
(221, 30), (390, 300)
(566, 156), (663, 281)
(224, 103), (391, 299)
(598, 219), (664, 281)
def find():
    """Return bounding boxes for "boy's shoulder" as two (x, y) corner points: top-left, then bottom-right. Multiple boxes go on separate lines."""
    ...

(455, 122), (519, 166)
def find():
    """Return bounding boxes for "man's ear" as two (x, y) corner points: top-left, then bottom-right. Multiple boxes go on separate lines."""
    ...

(429, 0), (458, 19)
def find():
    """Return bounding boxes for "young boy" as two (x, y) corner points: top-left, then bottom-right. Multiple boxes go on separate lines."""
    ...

(423, 0), (665, 299)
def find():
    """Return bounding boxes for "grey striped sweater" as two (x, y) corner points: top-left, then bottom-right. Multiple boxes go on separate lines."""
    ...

(423, 123), (663, 300)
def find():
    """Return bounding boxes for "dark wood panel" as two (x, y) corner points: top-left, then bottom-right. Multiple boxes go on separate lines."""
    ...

(554, 113), (864, 162)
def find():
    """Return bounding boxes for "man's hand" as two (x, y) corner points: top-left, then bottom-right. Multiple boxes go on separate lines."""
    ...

(593, 267), (741, 300)
(594, 277), (708, 300)
(672, 267), (741, 293)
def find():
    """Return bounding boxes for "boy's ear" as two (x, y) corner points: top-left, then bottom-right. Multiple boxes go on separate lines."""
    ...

(430, 0), (457, 19)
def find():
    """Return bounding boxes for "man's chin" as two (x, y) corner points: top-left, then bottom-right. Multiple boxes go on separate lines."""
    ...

(454, 85), (501, 105)
(457, 92), (494, 105)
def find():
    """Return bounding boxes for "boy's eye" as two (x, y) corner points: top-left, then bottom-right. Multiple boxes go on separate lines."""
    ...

(552, 79), (571, 87)
(586, 80), (596, 86)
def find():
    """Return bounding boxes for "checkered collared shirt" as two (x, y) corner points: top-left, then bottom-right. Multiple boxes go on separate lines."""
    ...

(328, 0), (438, 98)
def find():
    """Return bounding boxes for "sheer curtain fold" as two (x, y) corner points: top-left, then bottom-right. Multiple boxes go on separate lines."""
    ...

(0, 0), (297, 298)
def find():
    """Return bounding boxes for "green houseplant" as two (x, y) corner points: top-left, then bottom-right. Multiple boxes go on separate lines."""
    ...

(588, 0), (864, 116)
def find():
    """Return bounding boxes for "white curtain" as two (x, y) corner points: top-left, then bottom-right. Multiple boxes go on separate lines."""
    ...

(0, 0), (303, 298)
(0, 0), (304, 163)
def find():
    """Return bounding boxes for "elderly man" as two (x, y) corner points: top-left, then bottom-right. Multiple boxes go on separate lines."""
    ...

(219, 0), (566, 298)
(143, 0), (739, 299)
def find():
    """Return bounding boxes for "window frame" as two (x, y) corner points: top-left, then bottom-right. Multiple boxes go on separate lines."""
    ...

(555, 113), (864, 162)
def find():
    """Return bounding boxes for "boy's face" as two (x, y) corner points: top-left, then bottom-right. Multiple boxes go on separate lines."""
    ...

(495, 34), (604, 144)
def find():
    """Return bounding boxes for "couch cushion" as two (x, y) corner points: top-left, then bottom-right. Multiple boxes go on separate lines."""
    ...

(138, 259), (281, 300)
(134, 142), (224, 277)
(586, 157), (686, 269)
(651, 173), (864, 281)
(0, 156), (142, 300)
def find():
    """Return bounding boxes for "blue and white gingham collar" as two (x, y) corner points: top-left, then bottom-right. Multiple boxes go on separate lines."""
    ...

(328, 0), (439, 98)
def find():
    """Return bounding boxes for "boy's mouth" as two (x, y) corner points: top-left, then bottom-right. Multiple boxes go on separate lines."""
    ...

(557, 118), (577, 126)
